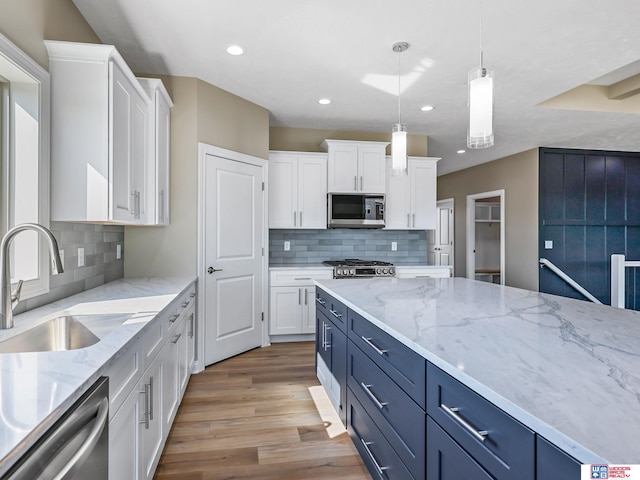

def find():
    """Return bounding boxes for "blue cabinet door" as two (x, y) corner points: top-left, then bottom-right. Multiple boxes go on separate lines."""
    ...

(536, 436), (581, 480)
(427, 416), (494, 480)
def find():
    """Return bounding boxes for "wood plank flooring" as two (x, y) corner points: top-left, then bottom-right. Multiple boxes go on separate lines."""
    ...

(153, 342), (371, 480)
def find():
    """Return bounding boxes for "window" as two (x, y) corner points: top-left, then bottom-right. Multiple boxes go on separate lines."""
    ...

(0, 33), (51, 300)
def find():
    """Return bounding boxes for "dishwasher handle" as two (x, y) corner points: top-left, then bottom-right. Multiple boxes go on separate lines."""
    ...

(53, 397), (109, 480)
(5, 377), (109, 480)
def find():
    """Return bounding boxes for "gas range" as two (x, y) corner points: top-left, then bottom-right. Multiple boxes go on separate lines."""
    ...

(323, 259), (395, 278)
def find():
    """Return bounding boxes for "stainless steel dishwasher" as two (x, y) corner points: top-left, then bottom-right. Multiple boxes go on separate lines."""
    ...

(4, 376), (109, 480)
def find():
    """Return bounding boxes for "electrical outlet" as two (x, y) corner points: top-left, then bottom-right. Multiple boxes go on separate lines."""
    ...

(284, 241), (290, 251)
(391, 241), (397, 251)
(78, 247), (85, 267)
(544, 240), (553, 250)
(116, 244), (122, 259)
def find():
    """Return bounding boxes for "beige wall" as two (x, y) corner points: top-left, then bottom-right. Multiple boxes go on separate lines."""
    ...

(197, 80), (269, 160)
(270, 126), (428, 157)
(124, 77), (269, 278)
(0, 0), (99, 68)
(437, 149), (539, 291)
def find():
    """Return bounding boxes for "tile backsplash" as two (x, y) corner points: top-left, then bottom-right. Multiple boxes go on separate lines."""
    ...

(14, 222), (124, 314)
(269, 229), (428, 265)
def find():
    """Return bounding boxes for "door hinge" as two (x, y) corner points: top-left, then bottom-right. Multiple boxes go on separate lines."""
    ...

(262, 182), (265, 191)
(261, 312), (264, 322)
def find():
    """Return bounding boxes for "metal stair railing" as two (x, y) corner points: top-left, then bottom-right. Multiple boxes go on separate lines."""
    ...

(539, 258), (602, 304)
(610, 254), (640, 309)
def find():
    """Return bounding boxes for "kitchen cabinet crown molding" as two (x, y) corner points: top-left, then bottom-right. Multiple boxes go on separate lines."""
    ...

(45, 40), (152, 103)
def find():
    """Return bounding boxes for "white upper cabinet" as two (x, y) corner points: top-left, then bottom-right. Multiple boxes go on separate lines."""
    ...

(322, 140), (388, 193)
(385, 156), (439, 230)
(269, 151), (327, 229)
(46, 41), (151, 224)
(138, 78), (173, 226)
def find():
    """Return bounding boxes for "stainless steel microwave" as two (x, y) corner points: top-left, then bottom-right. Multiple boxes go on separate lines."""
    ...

(328, 193), (385, 228)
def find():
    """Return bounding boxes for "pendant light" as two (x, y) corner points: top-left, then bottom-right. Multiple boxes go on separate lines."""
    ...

(391, 42), (409, 176)
(467, 3), (494, 149)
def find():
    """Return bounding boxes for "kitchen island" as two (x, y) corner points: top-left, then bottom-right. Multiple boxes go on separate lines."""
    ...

(315, 276), (640, 470)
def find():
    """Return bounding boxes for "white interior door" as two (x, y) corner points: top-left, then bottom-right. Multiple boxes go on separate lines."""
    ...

(428, 199), (454, 267)
(202, 152), (264, 365)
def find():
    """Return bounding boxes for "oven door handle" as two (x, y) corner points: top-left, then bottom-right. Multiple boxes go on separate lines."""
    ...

(52, 397), (109, 480)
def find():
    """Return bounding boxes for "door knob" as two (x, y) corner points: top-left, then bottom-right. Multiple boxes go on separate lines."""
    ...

(207, 267), (223, 274)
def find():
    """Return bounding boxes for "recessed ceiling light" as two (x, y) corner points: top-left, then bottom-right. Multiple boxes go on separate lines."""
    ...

(226, 45), (245, 56)
(457, 149), (466, 154)
(420, 105), (435, 112)
(318, 98), (331, 105)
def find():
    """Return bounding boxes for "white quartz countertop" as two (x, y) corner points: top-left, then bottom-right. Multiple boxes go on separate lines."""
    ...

(315, 277), (640, 464)
(0, 277), (195, 475)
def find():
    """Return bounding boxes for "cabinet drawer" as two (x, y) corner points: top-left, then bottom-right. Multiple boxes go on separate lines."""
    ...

(348, 341), (425, 479)
(427, 363), (534, 480)
(108, 346), (141, 419)
(270, 269), (332, 286)
(347, 388), (415, 480)
(427, 416), (495, 480)
(349, 310), (425, 408)
(315, 288), (347, 333)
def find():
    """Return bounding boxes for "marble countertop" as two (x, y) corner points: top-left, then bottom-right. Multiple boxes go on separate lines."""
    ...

(0, 277), (195, 475)
(315, 277), (640, 464)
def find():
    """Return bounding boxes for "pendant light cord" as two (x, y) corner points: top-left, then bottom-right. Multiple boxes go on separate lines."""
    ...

(397, 49), (402, 124)
(480, 0), (485, 74)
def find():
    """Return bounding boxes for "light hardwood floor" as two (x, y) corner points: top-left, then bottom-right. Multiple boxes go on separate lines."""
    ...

(153, 341), (371, 480)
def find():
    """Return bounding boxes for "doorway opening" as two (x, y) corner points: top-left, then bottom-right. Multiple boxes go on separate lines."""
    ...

(466, 190), (505, 285)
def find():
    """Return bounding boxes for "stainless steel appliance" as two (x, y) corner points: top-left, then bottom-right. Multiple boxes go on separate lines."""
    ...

(324, 259), (395, 278)
(327, 193), (385, 229)
(5, 377), (109, 480)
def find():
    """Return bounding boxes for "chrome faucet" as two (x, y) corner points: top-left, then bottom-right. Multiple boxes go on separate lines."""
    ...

(0, 223), (64, 329)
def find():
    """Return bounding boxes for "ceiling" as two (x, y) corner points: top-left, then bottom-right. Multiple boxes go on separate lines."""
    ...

(72, 0), (640, 175)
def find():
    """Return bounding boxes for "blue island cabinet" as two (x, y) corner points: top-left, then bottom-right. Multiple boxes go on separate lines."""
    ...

(314, 286), (584, 480)
(315, 288), (347, 425)
(536, 436), (581, 480)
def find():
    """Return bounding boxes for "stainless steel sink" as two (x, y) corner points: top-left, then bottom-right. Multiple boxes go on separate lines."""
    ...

(0, 316), (101, 353)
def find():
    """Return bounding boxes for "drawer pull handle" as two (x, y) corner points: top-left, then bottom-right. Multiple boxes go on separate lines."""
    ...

(182, 301), (189, 308)
(315, 297), (326, 306)
(295, 277), (312, 280)
(189, 292), (196, 298)
(171, 333), (182, 344)
(329, 309), (342, 319)
(441, 403), (489, 442)
(361, 382), (388, 410)
(361, 336), (388, 356)
(169, 314), (179, 323)
(360, 439), (389, 477)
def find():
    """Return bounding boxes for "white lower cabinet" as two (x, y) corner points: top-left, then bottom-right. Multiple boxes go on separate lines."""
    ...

(269, 268), (333, 337)
(107, 282), (197, 479)
(140, 356), (164, 480)
(108, 386), (140, 480)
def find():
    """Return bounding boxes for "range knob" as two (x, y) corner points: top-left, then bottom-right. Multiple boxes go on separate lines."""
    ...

(382, 268), (388, 274)
(350, 268), (356, 276)
(337, 269), (343, 276)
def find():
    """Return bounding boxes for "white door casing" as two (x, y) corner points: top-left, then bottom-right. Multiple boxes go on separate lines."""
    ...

(428, 198), (454, 267)
(466, 190), (505, 285)
(198, 144), (267, 367)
